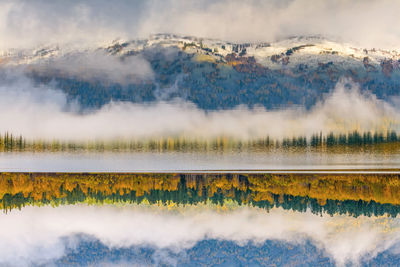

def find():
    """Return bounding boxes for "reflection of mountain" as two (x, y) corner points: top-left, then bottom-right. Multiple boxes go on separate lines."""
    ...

(2, 172), (400, 217)
(53, 236), (400, 267)
(55, 236), (334, 266)
(2, 34), (400, 110)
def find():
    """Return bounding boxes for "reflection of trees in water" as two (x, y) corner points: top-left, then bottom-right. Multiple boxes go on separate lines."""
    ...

(1, 173), (400, 217)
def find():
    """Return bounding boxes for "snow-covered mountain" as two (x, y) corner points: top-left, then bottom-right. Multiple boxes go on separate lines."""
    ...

(3, 34), (399, 69)
(1, 34), (400, 110)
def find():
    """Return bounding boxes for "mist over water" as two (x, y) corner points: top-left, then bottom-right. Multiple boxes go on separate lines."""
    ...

(0, 72), (398, 142)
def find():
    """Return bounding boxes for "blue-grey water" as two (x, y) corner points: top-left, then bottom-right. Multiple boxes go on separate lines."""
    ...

(0, 150), (399, 172)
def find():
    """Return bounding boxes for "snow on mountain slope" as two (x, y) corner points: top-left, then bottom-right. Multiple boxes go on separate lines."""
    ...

(1, 33), (399, 71)
(1, 34), (399, 111)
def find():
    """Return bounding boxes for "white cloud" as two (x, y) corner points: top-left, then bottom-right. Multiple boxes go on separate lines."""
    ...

(0, 0), (399, 50)
(31, 51), (154, 84)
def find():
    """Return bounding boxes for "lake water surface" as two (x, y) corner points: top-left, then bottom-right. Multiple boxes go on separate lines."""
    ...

(1, 150), (400, 172)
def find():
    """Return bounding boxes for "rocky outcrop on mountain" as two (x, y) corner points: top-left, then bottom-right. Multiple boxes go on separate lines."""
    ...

(381, 59), (394, 77)
(225, 53), (270, 75)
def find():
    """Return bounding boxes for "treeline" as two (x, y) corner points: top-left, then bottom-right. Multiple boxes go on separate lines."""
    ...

(282, 130), (400, 148)
(3, 186), (399, 218)
(0, 130), (399, 152)
(0, 132), (25, 151)
(311, 130), (399, 147)
(2, 172), (400, 217)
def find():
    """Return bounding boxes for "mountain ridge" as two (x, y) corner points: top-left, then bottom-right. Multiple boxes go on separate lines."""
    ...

(1, 34), (400, 110)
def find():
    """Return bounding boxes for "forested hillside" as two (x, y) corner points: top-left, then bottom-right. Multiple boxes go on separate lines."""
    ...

(3, 34), (400, 110)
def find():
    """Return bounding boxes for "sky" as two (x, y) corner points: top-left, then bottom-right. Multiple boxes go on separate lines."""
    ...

(1, 0), (399, 50)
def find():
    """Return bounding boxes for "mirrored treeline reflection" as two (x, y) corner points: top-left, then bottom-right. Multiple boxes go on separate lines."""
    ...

(2, 172), (400, 217)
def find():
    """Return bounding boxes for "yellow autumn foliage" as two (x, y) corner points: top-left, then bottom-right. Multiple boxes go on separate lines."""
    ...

(0, 172), (399, 207)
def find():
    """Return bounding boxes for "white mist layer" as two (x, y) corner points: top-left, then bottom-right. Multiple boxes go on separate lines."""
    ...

(0, 205), (399, 266)
(31, 51), (154, 84)
(0, 74), (398, 141)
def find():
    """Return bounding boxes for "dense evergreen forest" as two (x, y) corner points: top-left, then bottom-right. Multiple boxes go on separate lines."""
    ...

(2, 172), (400, 217)
(0, 130), (399, 152)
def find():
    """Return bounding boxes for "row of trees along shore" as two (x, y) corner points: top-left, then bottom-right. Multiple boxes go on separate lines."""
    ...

(2, 173), (400, 217)
(0, 130), (399, 152)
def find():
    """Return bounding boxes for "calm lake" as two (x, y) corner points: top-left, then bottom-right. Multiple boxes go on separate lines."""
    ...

(1, 150), (400, 172)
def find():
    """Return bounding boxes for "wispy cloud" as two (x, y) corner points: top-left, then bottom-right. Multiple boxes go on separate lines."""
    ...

(30, 51), (154, 84)
(0, 0), (399, 50)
